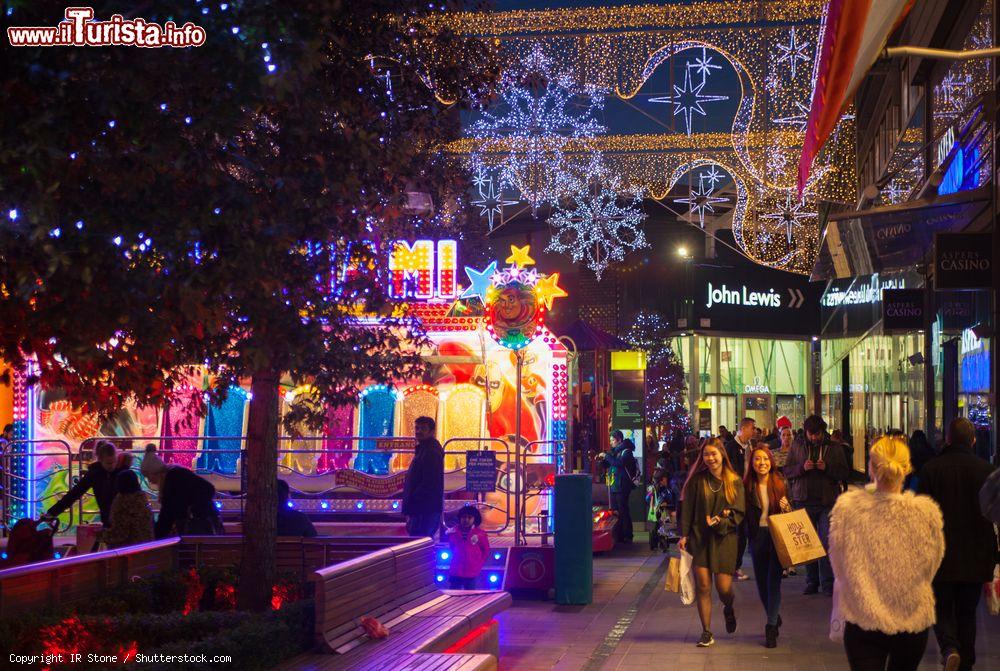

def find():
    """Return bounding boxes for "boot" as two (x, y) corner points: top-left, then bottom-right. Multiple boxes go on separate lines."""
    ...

(765, 624), (778, 648)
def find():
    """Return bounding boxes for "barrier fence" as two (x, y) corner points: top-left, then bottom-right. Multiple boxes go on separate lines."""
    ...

(1, 434), (565, 539)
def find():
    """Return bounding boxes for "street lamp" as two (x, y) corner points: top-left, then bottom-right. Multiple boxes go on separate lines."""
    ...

(676, 246), (690, 259)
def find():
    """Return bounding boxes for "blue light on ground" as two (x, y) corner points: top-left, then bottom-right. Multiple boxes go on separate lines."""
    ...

(214, 501), (222, 509)
(488, 574), (499, 585)
(435, 574), (446, 583)
(355, 501), (364, 510)
(392, 501), (399, 509)
(439, 550), (450, 561)
(320, 501), (329, 509)
(54, 553), (62, 559)
(286, 500), (295, 508)
(1, 552), (7, 559)
(493, 552), (502, 560)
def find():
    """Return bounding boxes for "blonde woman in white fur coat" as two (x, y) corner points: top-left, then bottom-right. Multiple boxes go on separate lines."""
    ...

(828, 435), (945, 671)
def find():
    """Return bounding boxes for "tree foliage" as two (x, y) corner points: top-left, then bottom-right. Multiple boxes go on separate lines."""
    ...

(623, 311), (690, 436)
(1, 0), (500, 608)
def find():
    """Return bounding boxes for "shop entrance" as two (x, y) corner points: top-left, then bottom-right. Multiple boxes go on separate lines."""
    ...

(742, 394), (772, 429)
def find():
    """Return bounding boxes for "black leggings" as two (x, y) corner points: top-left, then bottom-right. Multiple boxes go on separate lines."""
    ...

(843, 622), (928, 671)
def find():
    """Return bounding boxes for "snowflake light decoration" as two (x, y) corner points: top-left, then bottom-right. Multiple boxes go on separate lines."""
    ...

(688, 47), (722, 80)
(547, 186), (649, 281)
(467, 49), (606, 211)
(761, 191), (818, 244)
(776, 27), (810, 80)
(773, 101), (810, 131)
(650, 65), (729, 136)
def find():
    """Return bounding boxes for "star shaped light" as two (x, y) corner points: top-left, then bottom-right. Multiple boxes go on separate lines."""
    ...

(761, 192), (818, 243)
(506, 244), (535, 268)
(773, 101), (810, 132)
(688, 47), (722, 80)
(699, 165), (726, 190)
(535, 272), (568, 309)
(674, 181), (729, 227)
(650, 66), (729, 136)
(471, 179), (517, 231)
(776, 27), (810, 80)
(461, 261), (498, 302)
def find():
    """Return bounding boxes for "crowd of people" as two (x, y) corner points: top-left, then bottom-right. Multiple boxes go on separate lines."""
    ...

(646, 414), (999, 670)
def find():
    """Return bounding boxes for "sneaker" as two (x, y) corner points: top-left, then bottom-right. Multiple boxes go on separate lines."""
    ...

(943, 648), (961, 671)
(788, 567), (797, 576)
(724, 604), (737, 633)
(696, 630), (715, 647)
(803, 584), (819, 595)
(735, 569), (750, 581)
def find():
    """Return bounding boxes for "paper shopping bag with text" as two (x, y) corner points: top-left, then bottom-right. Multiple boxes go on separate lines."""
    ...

(768, 508), (826, 568)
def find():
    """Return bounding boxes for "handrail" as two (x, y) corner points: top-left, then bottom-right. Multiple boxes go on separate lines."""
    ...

(0, 537), (179, 580)
(441, 436), (512, 534)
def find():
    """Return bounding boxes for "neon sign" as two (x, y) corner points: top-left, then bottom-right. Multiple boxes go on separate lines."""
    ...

(387, 239), (458, 300)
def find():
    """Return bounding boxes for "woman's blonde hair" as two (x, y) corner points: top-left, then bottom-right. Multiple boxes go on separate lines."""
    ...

(869, 435), (912, 488)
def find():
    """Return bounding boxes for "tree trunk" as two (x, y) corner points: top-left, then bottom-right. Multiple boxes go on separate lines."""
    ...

(238, 370), (280, 611)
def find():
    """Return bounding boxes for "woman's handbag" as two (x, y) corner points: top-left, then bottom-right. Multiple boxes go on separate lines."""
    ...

(665, 556), (681, 593)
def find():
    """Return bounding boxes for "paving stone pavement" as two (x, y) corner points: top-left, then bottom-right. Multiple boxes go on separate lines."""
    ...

(496, 534), (1000, 670)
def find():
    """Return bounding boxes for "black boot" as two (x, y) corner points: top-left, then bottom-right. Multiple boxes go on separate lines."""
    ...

(765, 624), (778, 648)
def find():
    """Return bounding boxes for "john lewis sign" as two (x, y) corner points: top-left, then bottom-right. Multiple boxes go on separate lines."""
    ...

(706, 283), (782, 309)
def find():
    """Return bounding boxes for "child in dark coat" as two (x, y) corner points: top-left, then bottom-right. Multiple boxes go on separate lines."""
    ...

(446, 505), (490, 590)
(98, 470), (154, 549)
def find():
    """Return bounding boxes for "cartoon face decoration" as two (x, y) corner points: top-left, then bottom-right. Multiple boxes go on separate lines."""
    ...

(487, 282), (541, 350)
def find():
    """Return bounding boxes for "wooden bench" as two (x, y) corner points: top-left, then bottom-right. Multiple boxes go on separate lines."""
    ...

(294, 537), (510, 670)
(0, 538), (179, 618)
(178, 536), (413, 580)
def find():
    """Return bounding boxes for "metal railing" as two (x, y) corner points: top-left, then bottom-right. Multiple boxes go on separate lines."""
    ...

(2, 434), (542, 536)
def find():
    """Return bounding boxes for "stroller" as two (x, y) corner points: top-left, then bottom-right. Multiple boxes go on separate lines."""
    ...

(1, 518), (59, 568)
(646, 473), (679, 552)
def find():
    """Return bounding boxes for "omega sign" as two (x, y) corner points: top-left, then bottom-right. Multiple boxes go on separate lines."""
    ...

(935, 232), (992, 289)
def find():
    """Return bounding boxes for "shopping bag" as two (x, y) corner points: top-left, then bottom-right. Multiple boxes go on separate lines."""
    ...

(829, 579), (846, 642)
(75, 523), (102, 554)
(768, 508), (827, 568)
(665, 556), (681, 592)
(679, 548), (695, 606)
(985, 565), (1000, 616)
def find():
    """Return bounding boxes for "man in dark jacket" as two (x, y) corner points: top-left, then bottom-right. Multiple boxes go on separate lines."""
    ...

(918, 417), (998, 671)
(276, 478), (317, 537)
(140, 445), (222, 538)
(401, 416), (444, 539)
(603, 430), (638, 544)
(46, 441), (128, 526)
(725, 417), (755, 579)
(783, 414), (849, 595)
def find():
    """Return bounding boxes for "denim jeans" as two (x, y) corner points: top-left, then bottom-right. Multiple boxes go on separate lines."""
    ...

(803, 504), (834, 591)
(750, 530), (784, 626)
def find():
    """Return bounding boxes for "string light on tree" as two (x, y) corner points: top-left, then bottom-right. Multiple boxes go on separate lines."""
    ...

(623, 311), (689, 435)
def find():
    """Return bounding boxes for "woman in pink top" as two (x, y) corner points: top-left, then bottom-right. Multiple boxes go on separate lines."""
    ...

(447, 505), (490, 589)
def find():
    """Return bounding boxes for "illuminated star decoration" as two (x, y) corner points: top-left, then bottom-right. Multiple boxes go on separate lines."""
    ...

(700, 164), (726, 190)
(674, 172), (728, 227)
(773, 101), (810, 132)
(461, 261), (498, 302)
(776, 27), (810, 80)
(761, 192), (818, 244)
(547, 188), (649, 281)
(471, 176), (517, 231)
(506, 244), (535, 267)
(688, 47), (722, 80)
(535, 272), (568, 309)
(938, 71), (970, 107)
(650, 65), (729, 136)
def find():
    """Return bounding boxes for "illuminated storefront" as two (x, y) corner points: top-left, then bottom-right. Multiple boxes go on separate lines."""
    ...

(672, 262), (821, 435)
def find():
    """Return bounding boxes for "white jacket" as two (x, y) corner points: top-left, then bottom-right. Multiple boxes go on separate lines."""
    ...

(829, 488), (945, 634)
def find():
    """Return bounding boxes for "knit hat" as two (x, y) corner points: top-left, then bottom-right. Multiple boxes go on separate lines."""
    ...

(140, 444), (168, 477)
(776, 415), (792, 430)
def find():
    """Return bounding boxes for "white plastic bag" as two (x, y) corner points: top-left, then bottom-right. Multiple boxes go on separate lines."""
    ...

(679, 548), (695, 606)
(985, 565), (1000, 616)
(830, 579), (845, 642)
